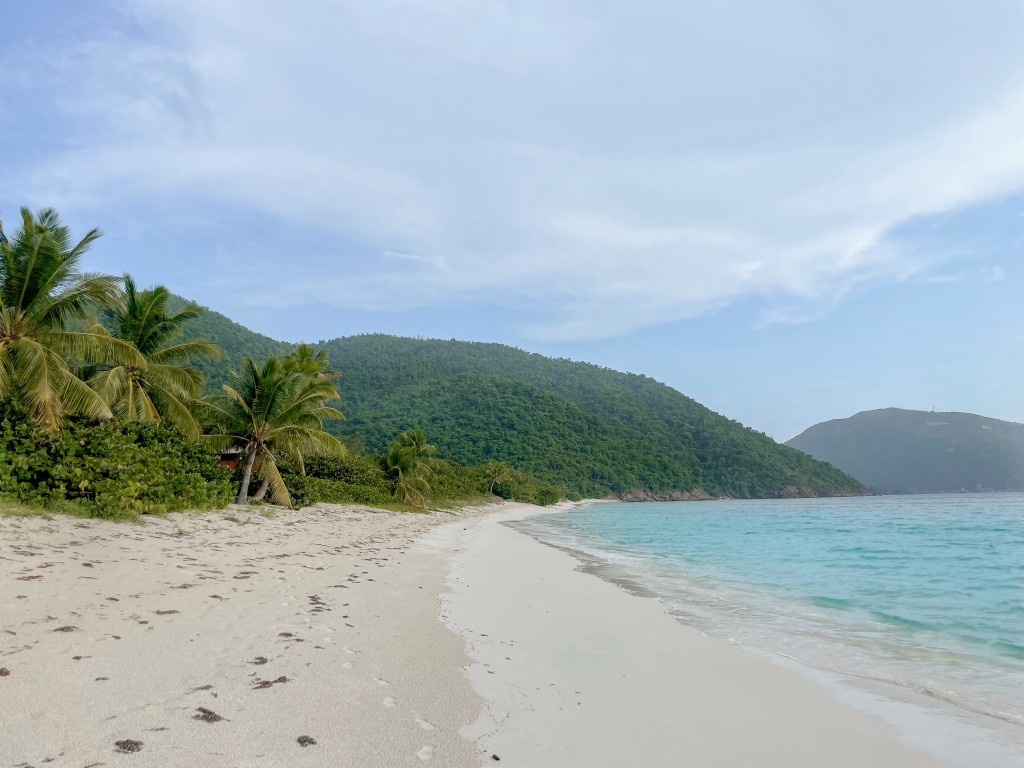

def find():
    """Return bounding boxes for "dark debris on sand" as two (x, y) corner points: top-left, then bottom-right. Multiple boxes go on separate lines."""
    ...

(52, 625), (79, 632)
(193, 707), (225, 723)
(114, 739), (144, 753)
(297, 735), (317, 747)
(253, 676), (289, 690)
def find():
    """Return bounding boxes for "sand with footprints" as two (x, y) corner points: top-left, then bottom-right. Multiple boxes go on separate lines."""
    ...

(0, 503), (508, 766)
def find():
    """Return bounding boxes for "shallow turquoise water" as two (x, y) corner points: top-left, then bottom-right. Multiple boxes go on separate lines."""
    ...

(517, 494), (1024, 725)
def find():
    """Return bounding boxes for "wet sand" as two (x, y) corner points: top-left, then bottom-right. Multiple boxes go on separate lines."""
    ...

(438, 505), (963, 768)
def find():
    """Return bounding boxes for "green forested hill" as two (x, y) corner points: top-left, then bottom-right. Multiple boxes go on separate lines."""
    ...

(169, 297), (295, 392)
(787, 408), (1024, 494)
(177, 299), (864, 499)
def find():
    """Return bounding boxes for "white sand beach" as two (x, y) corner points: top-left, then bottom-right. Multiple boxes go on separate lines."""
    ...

(1, 501), (996, 767)
(0, 504), (486, 767)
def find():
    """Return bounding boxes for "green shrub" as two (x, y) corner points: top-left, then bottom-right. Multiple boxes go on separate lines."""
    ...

(429, 460), (487, 502)
(286, 475), (396, 508)
(303, 455), (391, 489)
(491, 468), (561, 506)
(0, 414), (234, 517)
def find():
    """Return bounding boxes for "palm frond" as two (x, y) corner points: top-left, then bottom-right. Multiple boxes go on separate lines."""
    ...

(34, 273), (123, 330)
(148, 338), (220, 365)
(46, 330), (146, 368)
(11, 336), (67, 429)
(0, 344), (11, 400)
(260, 455), (290, 507)
(146, 363), (204, 398)
(200, 432), (242, 452)
(146, 378), (202, 440)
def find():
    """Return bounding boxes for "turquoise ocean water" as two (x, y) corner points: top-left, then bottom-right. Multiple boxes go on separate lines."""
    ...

(514, 494), (1024, 727)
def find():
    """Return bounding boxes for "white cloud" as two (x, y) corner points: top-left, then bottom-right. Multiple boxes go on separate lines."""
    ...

(9, 0), (1024, 339)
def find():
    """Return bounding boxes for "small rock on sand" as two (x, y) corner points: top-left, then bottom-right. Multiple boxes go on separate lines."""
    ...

(297, 735), (317, 747)
(114, 739), (143, 753)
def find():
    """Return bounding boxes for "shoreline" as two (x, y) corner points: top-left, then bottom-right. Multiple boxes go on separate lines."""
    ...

(437, 504), (1020, 767)
(3, 500), (1019, 766)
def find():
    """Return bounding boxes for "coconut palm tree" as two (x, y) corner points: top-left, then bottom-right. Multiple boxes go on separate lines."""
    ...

(483, 459), (512, 494)
(0, 207), (143, 430)
(283, 343), (340, 382)
(202, 355), (346, 505)
(241, 343), (343, 501)
(89, 276), (220, 439)
(383, 428), (439, 508)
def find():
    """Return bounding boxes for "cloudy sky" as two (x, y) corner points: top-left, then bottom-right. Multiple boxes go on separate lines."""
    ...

(3, 0), (1024, 439)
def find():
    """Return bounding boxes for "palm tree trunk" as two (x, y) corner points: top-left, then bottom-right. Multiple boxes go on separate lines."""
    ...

(252, 478), (270, 501)
(235, 449), (257, 504)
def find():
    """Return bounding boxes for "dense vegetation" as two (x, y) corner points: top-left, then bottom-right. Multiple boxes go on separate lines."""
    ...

(2, 204), (863, 513)
(178, 307), (865, 499)
(283, 453), (559, 509)
(0, 412), (235, 516)
(0, 207), (556, 517)
(787, 408), (1024, 494)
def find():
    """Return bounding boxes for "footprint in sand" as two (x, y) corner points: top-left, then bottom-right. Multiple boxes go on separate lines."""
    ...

(342, 661), (354, 669)
(414, 714), (435, 731)
(373, 677), (390, 687)
(417, 746), (434, 761)
(383, 697), (396, 708)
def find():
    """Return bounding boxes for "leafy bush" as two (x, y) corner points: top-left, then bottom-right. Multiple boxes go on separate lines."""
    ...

(303, 455), (391, 489)
(289, 446), (560, 508)
(0, 413), (234, 517)
(491, 468), (561, 506)
(429, 460), (486, 501)
(286, 475), (396, 507)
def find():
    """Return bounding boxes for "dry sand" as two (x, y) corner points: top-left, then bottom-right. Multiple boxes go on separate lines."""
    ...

(3, 501), (1006, 768)
(0, 503), (492, 767)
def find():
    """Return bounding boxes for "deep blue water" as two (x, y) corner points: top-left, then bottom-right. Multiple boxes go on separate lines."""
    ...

(517, 494), (1024, 725)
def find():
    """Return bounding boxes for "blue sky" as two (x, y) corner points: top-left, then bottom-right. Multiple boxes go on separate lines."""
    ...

(3, 0), (1023, 439)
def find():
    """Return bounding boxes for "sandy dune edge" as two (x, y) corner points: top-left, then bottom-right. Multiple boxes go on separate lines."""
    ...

(437, 505), (963, 768)
(0, 503), (508, 767)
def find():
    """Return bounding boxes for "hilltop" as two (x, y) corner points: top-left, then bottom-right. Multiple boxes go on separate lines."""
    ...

(176, 298), (865, 500)
(786, 408), (1024, 494)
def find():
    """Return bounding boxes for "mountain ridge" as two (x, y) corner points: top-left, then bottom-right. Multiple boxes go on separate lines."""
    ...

(174, 297), (866, 500)
(787, 408), (1024, 494)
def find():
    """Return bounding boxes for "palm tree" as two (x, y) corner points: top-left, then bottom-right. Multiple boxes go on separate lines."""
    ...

(0, 207), (143, 430)
(89, 275), (220, 439)
(202, 355), (346, 505)
(383, 428), (439, 508)
(483, 459), (512, 494)
(283, 343), (340, 382)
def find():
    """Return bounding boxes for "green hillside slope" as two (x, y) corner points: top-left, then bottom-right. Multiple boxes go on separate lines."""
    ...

(786, 408), (1024, 494)
(169, 297), (294, 392)
(177, 299), (864, 499)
